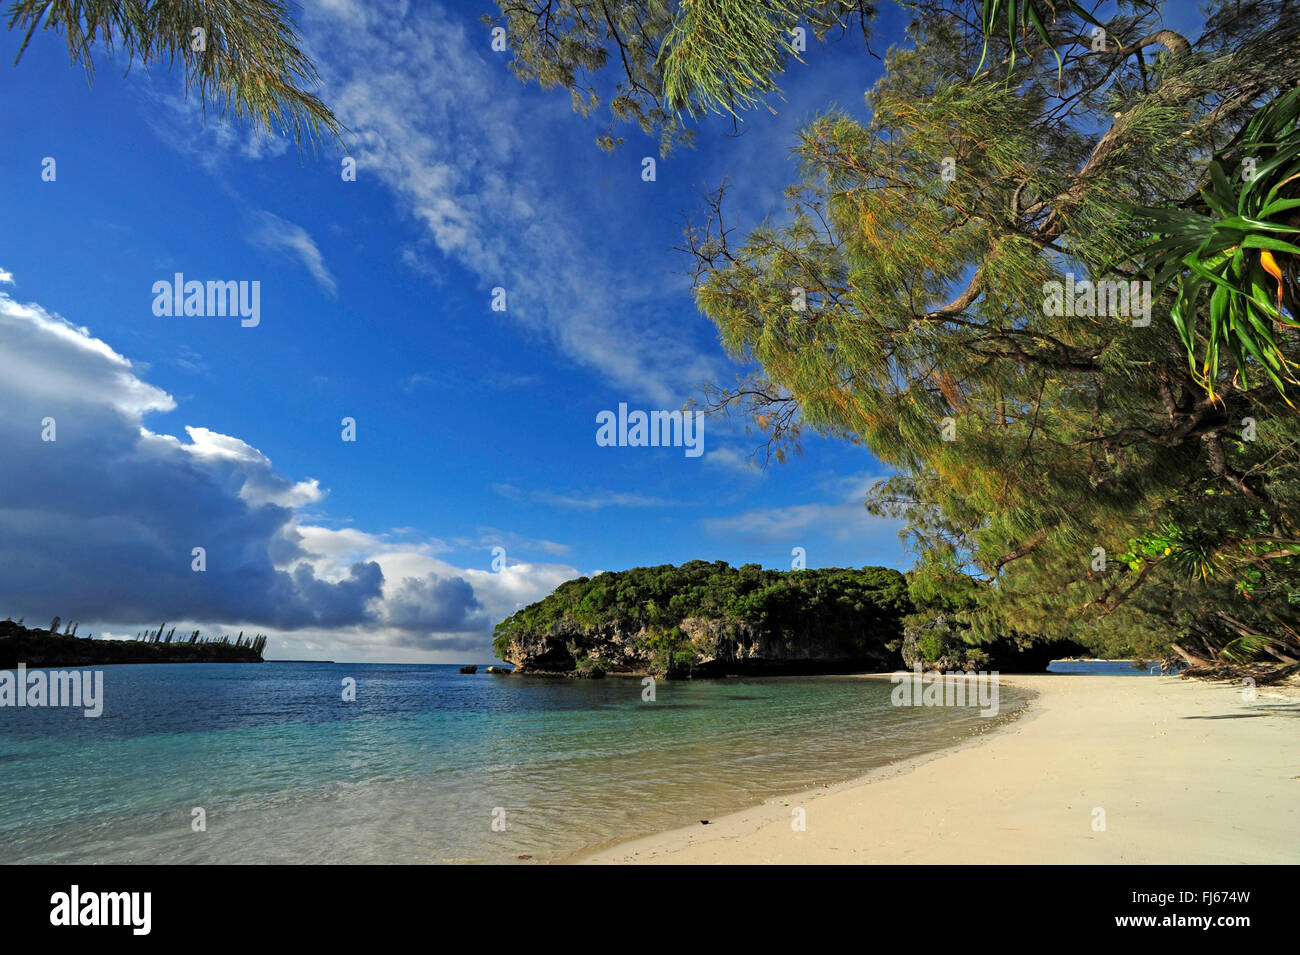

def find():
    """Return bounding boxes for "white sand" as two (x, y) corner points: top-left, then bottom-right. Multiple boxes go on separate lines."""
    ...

(574, 674), (1300, 864)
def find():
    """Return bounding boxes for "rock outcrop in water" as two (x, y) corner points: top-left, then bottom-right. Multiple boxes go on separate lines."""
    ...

(493, 561), (1084, 678)
(0, 619), (265, 668)
(493, 561), (911, 678)
(500, 615), (906, 677)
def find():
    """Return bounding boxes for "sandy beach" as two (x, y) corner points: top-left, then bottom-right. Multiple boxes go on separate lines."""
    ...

(576, 674), (1300, 864)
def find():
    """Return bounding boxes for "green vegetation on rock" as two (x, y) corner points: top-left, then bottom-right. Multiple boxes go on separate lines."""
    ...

(493, 560), (1082, 677)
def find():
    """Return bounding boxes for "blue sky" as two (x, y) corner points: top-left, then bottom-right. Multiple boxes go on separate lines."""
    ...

(0, 1), (920, 661)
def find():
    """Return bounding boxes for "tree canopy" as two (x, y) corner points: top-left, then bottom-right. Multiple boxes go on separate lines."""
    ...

(7, 0), (344, 151)
(493, 561), (911, 671)
(490, 0), (874, 153)
(500, 1), (1300, 667)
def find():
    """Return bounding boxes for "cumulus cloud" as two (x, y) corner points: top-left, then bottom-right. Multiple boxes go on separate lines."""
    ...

(0, 287), (376, 628)
(0, 283), (575, 659)
(382, 574), (485, 634)
(292, 524), (578, 641)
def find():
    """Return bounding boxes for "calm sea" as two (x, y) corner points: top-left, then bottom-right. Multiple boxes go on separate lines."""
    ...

(0, 663), (1032, 864)
(1046, 660), (1155, 675)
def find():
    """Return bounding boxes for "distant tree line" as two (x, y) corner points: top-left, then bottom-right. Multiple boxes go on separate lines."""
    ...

(3, 615), (268, 656)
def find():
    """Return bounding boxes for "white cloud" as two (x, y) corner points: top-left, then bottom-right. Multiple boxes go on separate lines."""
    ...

(492, 482), (684, 511)
(142, 89), (291, 167)
(298, 0), (717, 406)
(700, 472), (902, 545)
(174, 426), (325, 508)
(291, 522), (579, 648)
(705, 445), (764, 475)
(0, 268), (14, 285)
(137, 2), (721, 405)
(461, 527), (572, 557)
(249, 211), (338, 295)
(0, 290), (175, 417)
(0, 287), (574, 661)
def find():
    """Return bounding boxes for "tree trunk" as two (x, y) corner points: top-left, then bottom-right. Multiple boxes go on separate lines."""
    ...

(1171, 641), (1216, 667)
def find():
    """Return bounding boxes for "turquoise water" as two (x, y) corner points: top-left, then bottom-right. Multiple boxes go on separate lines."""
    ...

(1047, 660), (1156, 675)
(0, 663), (1029, 863)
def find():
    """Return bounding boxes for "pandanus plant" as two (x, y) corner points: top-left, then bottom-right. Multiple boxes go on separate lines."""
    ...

(975, 0), (1105, 82)
(1133, 87), (1300, 402)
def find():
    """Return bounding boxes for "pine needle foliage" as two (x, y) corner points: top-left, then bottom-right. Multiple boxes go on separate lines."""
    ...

(490, 0), (874, 153)
(659, 0), (811, 118)
(682, 4), (1300, 663)
(6, 0), (344, 152)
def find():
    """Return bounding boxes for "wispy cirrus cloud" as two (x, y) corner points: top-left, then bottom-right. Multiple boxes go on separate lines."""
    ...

(492, 482), (685, 511)
(297, 0), (716, 406)
(141, 87), (291, 168)
(249, 211), (337, 295)
(700, 473), (901, 545)
(704, 444), (765, 475)
(136, 0), (720, 406)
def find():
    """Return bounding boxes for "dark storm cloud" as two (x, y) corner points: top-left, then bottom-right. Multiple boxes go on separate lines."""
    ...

(0, 290), (383, 629)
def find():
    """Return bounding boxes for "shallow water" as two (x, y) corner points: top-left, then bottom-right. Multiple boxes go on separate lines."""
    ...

(1046, 660), (1155, 676)
(0, 663), (1028, 863)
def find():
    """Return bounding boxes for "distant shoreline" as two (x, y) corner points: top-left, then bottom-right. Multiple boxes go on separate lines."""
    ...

(0, 622), (263, 668)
